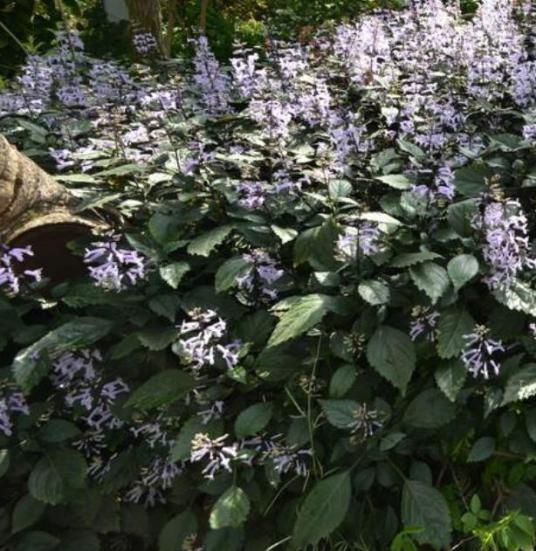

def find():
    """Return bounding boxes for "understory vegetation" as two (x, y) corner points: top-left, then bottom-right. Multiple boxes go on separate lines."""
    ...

(1, 0), (536, 549)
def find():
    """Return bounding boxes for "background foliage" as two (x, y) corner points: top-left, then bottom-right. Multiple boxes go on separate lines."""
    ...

(0, 0), (536, 550)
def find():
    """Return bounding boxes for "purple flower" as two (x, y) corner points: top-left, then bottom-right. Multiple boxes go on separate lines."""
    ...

(473, 199), (535, 289)
(410, 307), (440, 341)
(0, 390), (30, 437)
(237, 250), (284, 301)
(461, 325), (505, 379)
(190, 433), (239, 479)
(84, 236), (147, 292)
(336, 224), (381, 261)
(0, 245), (42, 295)
(132, 32), (158, 55)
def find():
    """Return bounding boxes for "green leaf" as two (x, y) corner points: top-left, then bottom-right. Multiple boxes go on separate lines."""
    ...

(319, 399), (358, 429)
(137, 327), (177, 351)
(293, 218), (340, 270)
(436, 307), (475, 359)
(126, 370), (196, 410)
(13, 317), (114, 392)
(267, 294), (341, 348)
(467, 437), (496, 462)
(391, 251), (442, 268)
(448, 255), (479, 292)
(149, 213), (182, 245)
(435, 360), (467, 402)
(97, 163), (145, 177)
(38, 420), (80, 443)
(503, 364), (536, 405)
(149, 294), (180, 322)
(403, 389), (456, 429)
(410, 262), (450, 304)
(447, 199), (479, 237)
(58, 530), (100, 551)
(0, 449), (9, 478)
(494, 280), (536, 315)
(15, 531), (60, 551)
(375, 174), (413, 190)
(234, 402), (273, 438)
(215, 257), (251, 294)
(454, 164), (493, 197)
(271, 225), (298, 244)
(292, 471), (351, 548)
(209, 486), (250, 529)
(170, 417), (206, 461)
(159, 262), (190, 289)
(397, 139), (426, 160)
(401, 480), (452, 549)
(12, 494), (46, 534)
(358, 280), (390, 306)
(329, 365), (357, 398)
(367, 326), (416, 395)
(380, 432), (406, 452)
(159, 511), (198, 551)
(187, 225), (233, 257)
(28, 450), (87, 505)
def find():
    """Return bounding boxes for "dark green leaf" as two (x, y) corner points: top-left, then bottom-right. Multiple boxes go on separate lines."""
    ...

(367, 326), (416, 394)
(436, 307), (475, 359)
(503, 364), (536, 405)
(38, 420), (80, 443)
(358, 280), (390, 306)
(403, 389), (456, 429)
(12, 494), (46, 534)
(159, 511), (198, 551)
(234, 402), (273, 438)
(292, 471), (351, 548)
(215, 257), (251, 294)
(209, 486), (250, 529)
(467, 437), (495, 462)
(319, 399), (358, 429)
(447, 255), (479, 292)
(434, 360), (467, 402)
(159, 262), (190, 289)
(126, 370), (196, 410)
(401, 480), (452, 549)
(391, 251), (442, 268)
(187, 225), (233, 257)
(329, 365), (356, 398)
(410, 262), (450, 304)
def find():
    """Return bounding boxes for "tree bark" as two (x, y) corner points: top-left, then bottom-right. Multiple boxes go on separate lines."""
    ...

(200, 0), (210, 33)
(125, 0), (166, 58)
(0, 135), (101, 283)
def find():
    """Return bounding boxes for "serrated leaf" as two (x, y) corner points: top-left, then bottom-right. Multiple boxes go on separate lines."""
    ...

(319, 399), (358, 429)
(375, 174), (413, 190)
(403, 389), (456, 429)
(15, 531), (60, 551)
(209, 486), (250, 529)
(292, 471), (351, 548)
(447, 199), (478, 237)
(435, 360), (467, 402)
(149, 294), (180, 322)
(12, 495), (46, 534)
(493, 280), (536, 315)
(271, 225), (298, 244)
(38, 420), (80, 443)
(137, 327), (177, 351)
(159, 262), (190, 289)
(13, 317), (114, 392)
(391, 251), (442, 268)
(293, 218), (339, 269)
(126, 370), (196, 410)
(454, 164), (493, 197)
(448, 255), (479, 291)
(358, 280), (390, 305)
(187, 225), (233, 257)
(267, 294), (340, 348)
(367, 326), (416, 395)
(234, 402), (273, 438)
(29, 450), (87, 505)
(410, 262), (450, 304)
(437, 307), (475, 359)
(401, 480), (452, 549)
(329, 365), (356, 398)
(503, 364), (536, 405)
(159, 511), (198, 551)
(467, 437), (495, 462)
(215, 257), (251, 293)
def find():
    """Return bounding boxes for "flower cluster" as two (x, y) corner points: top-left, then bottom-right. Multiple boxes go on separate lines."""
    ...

(175, 309), (241, 372)
(0, 245), (42, 295)
(474, 199), (536, 289)
(236, 250), (284, 301)
(410, 307), (440, 342)
(461, 325), (505, 379)
(0, 390), (29, 437)
(132, 32), (158, 55)
(84, 236), (147, 291)
(336, 224), (381, 261)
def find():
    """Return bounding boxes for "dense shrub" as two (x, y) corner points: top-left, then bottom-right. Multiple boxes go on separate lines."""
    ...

(1, 0), (536, 549)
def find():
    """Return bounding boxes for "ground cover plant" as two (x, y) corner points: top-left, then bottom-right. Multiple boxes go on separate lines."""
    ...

(1, 0), (536, 549)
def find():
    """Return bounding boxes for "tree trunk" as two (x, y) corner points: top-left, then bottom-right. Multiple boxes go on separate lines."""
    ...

(200, 0), (210, 33)
(125, 0), (166, 58)
(0, 135), (101, 283)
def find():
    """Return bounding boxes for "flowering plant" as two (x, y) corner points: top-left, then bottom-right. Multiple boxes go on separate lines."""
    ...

(1, 1), (536, 549)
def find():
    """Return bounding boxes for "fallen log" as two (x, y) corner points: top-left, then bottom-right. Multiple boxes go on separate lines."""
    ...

(0, 135), (101, 284)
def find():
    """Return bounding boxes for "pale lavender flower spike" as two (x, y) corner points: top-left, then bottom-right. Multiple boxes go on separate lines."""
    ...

(0, 245), (42, 295)
(237, 250), (284, 301)
(84, 236), (147, 292)
(461, 325), (505, 379)
(336, 223), (381, 261)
